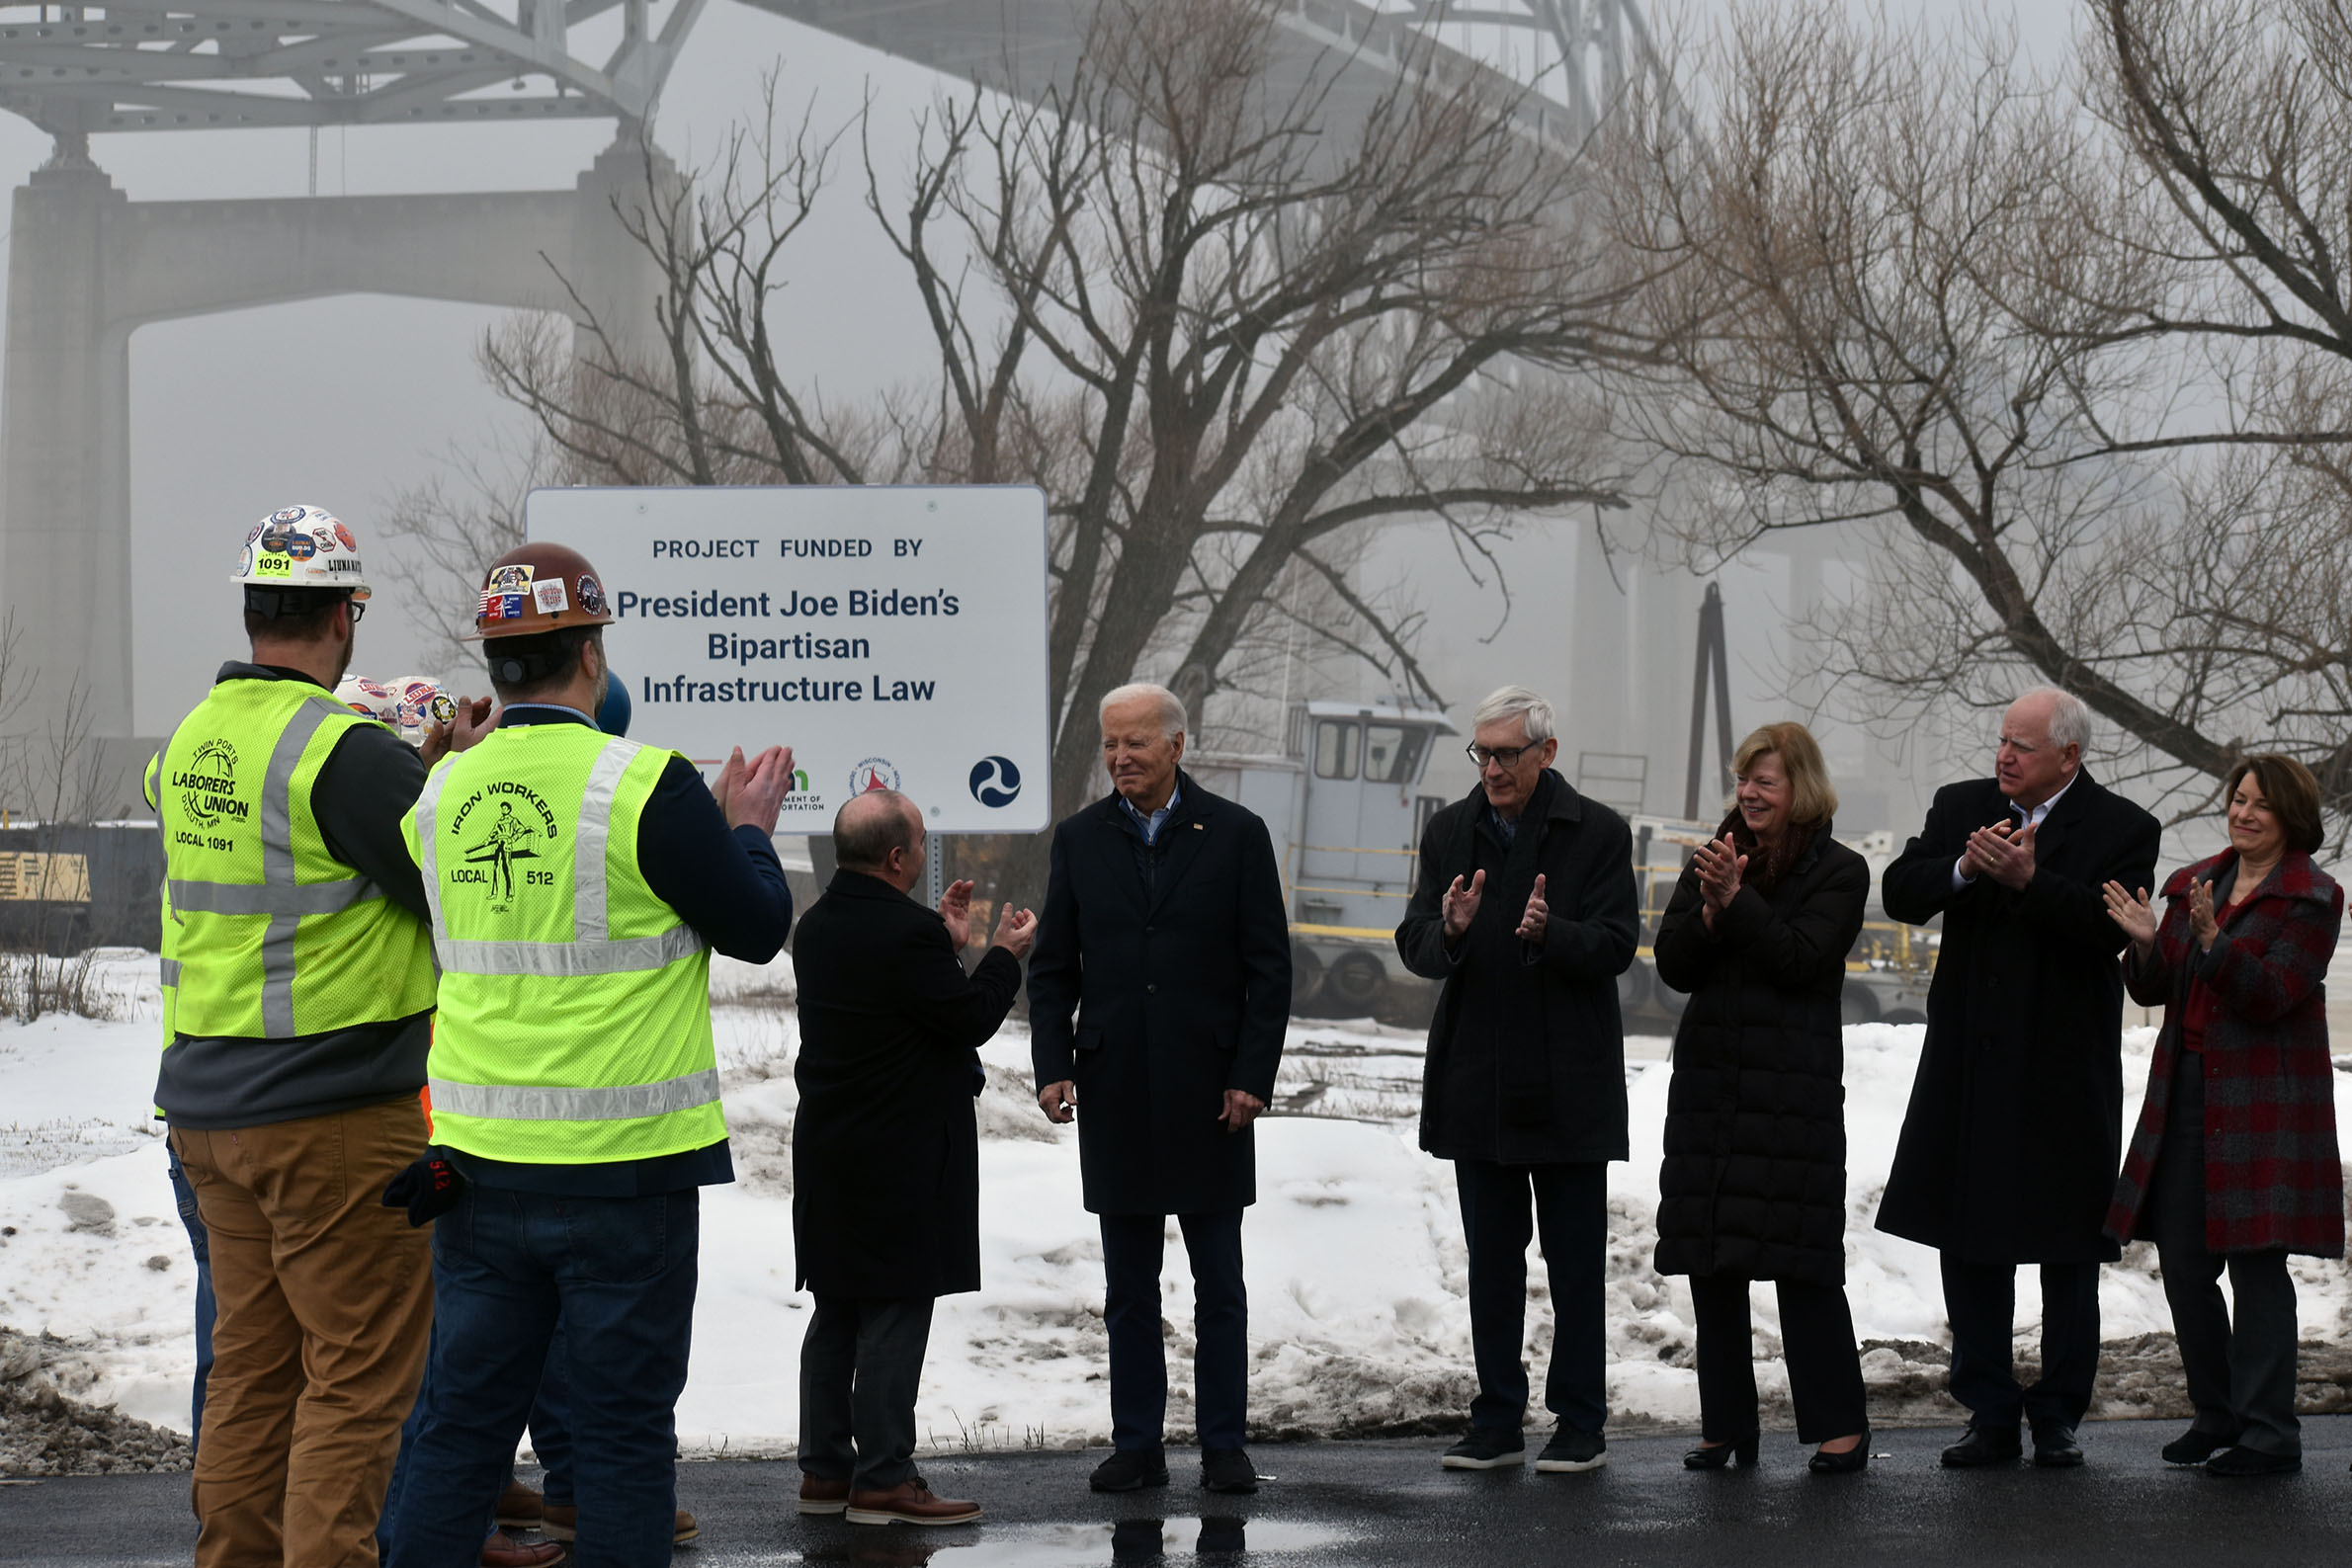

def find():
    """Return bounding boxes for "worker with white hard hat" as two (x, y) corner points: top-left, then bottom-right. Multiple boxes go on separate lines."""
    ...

(144, 505), (493, 1568)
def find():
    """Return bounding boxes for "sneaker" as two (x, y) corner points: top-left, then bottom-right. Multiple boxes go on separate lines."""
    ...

(1440, 1428), (1526, 1470)
(1201, 1446), (1258, 1494)
(1535, 1425), (1608, 1473)
(1089, 1446), (1171, 1492)
(538, 1506), (698, 1545)
(1940, 1422), (2023, 1468)
(844, 1478), (982, 1526)
(2206, 1445), (2300, 1479)
(2161, 1428), (2239, 1466)
(798, 1476), (851, 1516)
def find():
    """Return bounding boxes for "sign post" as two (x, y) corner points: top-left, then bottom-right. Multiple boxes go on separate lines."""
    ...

(523, 486), (1052, 835)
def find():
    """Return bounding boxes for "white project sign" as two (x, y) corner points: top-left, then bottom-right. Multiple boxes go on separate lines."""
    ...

(523, 485), (1050, 834)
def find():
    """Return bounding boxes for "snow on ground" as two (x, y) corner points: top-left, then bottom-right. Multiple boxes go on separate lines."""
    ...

(6, 951), (2351, 1459)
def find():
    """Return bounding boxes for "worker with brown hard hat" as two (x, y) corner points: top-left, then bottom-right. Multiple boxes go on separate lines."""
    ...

(385, 539), (797, 1568)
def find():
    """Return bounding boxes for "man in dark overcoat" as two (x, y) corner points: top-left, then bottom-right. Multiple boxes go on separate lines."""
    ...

(1394, 685), (1638, 1475)
(1877, 687), (2160, 1468)
(793, 789), (1035, 1526)
(1029, 682), (1291, 1497)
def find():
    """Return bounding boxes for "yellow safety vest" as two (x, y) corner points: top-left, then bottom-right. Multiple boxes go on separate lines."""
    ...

(146, 677), (437, 1043)
(403, 722), (721, 1164)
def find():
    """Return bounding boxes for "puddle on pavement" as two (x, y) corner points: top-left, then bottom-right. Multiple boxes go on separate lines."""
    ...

(789, 1516), (1354, 1565)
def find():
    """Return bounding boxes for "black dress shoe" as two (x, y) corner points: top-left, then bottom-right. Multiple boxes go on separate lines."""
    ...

(2206, 1445), (2300, 1478)
(1808, 1431), (1871, 1475)
(1683, 1435), (1758, 1470)
(2031, 1423), (2084, 1468)
(1201, 1446), (1258, 1494)
(1941, 1423), (2023, 1467)
(2161, 1427), (2239, 1465)
(1089, 1447), (1170, 1492)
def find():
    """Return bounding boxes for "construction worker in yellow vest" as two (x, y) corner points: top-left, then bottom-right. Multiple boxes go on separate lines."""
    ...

(150, 504), (493, 1568)
(385, 541), (797, 1568)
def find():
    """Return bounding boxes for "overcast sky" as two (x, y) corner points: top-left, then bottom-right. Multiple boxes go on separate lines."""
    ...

(0, 0), (2081, 744)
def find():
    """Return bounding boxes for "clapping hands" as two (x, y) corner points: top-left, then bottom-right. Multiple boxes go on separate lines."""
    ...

(1694, 836), (1747, 915)
(1964, 818), (2037, 891)
(2188, 877), (2221, 951)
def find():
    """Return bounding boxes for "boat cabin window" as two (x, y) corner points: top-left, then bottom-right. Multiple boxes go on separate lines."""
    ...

(1313, 719), (1361, 780)
(1363, 724), (1428, 784)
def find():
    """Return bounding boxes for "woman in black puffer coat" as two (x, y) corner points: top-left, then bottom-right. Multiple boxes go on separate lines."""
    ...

(1652, 721), (1870, 1474)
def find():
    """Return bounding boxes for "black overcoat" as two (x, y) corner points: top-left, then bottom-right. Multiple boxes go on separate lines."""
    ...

(792, 868), (1024, 1298)
(1394, 771), (1639, 1165)
(1027, 772), (1292, 1216)
(1874, 771), (2161, 1264)
(1651, 822), (1869, 1285)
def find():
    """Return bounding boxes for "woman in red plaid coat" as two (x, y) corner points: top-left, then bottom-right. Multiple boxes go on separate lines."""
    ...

(2102, 754), (2343, 1479)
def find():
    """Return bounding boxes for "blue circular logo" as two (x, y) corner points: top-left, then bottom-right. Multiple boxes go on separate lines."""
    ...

(968, 756), (1022, 808)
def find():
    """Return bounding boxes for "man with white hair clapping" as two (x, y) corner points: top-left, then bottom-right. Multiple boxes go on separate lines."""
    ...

(1877, 687), (2160, 1470)
(1396, 685), (1639, 1476)
(1028, 682), (1292, 1498)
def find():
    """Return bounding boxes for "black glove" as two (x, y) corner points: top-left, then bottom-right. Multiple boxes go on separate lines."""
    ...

(381, 1147), (466, 1227)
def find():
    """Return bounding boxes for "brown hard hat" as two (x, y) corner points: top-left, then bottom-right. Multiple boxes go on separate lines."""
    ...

(470, 541), (616, 640)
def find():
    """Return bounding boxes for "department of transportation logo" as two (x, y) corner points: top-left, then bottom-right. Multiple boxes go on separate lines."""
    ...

(448, 783), (559, 911)
(850, 758), (899, 794)
(176, 739), (245, 829)
(968, 756), (1022, 808)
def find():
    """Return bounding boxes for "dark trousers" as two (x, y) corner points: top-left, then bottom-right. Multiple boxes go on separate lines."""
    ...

(1941, 1254), (2099, 1431)
(167, 1147), (216, 1454)
(387, 1186), (699, 1568)
(1099, 1209), (1247, 1451)
(382, 1326), (573, 1556)
(1688, 1276), (1868, 1444)
(2147, 1060), (2303, 1456)
(798, 1296), (937, 1490)
(1454, 1160), (1607, 1435)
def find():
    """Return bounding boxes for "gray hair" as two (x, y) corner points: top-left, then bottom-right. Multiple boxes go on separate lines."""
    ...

(1470, 684), (1556, 745)
(1099, 682), (1187, 739)
(2016, 686), (2093, 755)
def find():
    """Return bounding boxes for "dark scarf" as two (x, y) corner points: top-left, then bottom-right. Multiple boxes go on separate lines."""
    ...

(1715, 808), (1818, 895)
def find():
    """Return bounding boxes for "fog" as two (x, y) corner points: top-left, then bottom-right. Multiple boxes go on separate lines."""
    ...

(0, 1), (2081, 832)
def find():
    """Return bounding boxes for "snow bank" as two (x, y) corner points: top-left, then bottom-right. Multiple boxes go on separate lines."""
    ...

(5, 956), (2350, 1457)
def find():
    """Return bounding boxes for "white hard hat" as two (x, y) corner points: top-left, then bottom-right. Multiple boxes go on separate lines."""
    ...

(334, 674), (455, 749)
(232, 505), (371, 601)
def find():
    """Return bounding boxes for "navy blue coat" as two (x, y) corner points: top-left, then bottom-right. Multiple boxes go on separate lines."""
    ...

(1027, 773), (1292, 1215)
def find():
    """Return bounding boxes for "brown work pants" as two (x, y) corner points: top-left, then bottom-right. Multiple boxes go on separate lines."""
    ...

(171, 1098), (433, 1568)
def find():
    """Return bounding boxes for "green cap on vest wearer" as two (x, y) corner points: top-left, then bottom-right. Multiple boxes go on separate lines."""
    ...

(401, 540), (720, 1165)
(147, 506), (436, 1046)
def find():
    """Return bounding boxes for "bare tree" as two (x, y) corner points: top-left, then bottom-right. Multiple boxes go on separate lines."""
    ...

(1609, 2), (2352, 824)
(467, 0), (1653, 861)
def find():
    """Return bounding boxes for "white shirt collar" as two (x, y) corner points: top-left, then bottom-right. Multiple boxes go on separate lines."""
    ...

(2012, 770), (2079, 830)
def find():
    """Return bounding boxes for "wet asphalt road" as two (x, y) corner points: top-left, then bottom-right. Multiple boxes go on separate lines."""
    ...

(6, 1420), (2352, 1568)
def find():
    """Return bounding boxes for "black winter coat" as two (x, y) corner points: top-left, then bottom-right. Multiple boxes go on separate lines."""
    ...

(1651, 822), (1869, 1285)
(792, 869), (1025, 1298)
(1027, 773), (1292, 1215)
(1874, 772), (2161, 1264)
(1395, 771), (1639, 1165)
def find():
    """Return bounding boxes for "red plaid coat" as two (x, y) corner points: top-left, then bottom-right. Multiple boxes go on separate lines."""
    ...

(2105, 850), (2345, 1258)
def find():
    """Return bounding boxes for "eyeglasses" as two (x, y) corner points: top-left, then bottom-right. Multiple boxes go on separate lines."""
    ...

(1466, 742), (1532, 769)
(347, 600), (367, 626)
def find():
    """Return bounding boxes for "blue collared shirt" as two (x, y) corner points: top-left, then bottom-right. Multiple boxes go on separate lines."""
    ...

(1121, 780), (1182, 845)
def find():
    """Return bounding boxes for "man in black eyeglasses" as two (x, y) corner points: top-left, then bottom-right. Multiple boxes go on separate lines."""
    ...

(1396, 685), (1639, 1477)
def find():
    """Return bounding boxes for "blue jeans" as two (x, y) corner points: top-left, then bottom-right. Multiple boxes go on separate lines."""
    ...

(381, 1323), (576, 1556)
(386, 1186), (698, 1568)
(166, 1147), (216, 1451)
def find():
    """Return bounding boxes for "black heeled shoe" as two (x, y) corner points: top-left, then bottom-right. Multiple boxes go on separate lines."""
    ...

(1808, 1431), (1870, 1475)
(1684, 1436), (1759, 1470)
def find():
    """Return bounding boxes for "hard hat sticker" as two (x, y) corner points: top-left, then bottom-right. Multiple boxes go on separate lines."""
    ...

(533, 580), (570, 615)
(333, 523), (358, 552)
(311, 527), (337, 553)
(576, 575), (607, 616)
(270, 507), (305, 526)
(254, 553), (292, 577)
(286, 535), (316, 560)
(488, 563), (535, 594)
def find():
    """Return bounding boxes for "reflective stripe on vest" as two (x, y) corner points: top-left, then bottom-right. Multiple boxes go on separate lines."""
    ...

(426, 1067), (721, 1122)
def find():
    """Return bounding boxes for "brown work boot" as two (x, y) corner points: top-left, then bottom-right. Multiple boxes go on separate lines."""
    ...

(798, 1475), (852, 1516)
(495, 1479), (546, 1529)
(479, 1530), (564, 1568)
(844, 1478), (982, 1527)
(539, 1506), (699, 1545)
